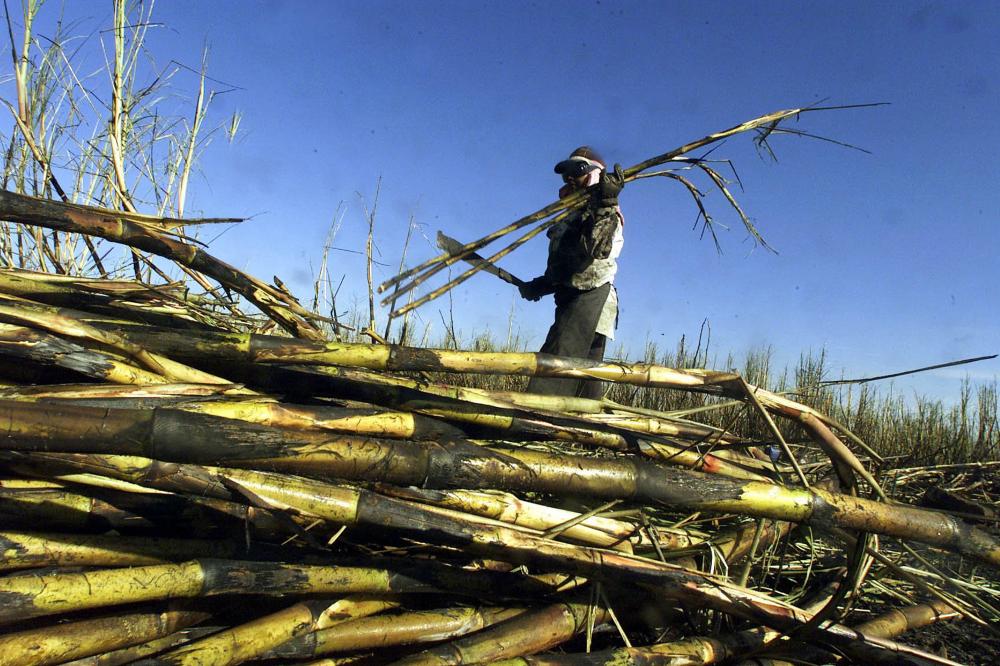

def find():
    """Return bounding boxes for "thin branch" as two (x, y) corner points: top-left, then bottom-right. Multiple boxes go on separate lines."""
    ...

(821, 355), (998, 386)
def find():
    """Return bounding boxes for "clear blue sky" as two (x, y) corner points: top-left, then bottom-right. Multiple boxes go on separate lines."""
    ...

(21, 1), (1000, 399)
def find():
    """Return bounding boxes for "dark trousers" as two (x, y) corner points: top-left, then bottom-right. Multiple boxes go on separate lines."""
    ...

(527, 283), (611, 399)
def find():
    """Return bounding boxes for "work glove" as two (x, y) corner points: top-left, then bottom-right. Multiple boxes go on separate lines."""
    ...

(518, 276), (553, 302)
(590, 164), (625, 209)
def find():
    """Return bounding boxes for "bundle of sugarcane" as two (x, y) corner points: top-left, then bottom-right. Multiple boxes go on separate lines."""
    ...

(376, 103), (884, 320)
(1, 158), (997, 664)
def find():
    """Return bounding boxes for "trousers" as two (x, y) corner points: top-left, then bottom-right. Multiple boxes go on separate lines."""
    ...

(526, 282), (611, 399)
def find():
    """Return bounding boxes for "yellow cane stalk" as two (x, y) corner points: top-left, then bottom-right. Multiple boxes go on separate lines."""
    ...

(0, 606), (211, 666)
(267, 605), (522, 660)
(0, 381), (245, 402)
(0, 323), (171, 384)
(176, 398), (466, 441)
(394, 600), (608, 666)
(0, 531), (251, 571)
(152, 597), (396, 666)
(0, 559), (434, 625)
(288, 367), (770, 481)
(853, 600), (961, 639)
(381, 486), (642, 552)
(0, 293), (233, 385)
(488, 627), (768, 666)
(54, 626), (223, 666)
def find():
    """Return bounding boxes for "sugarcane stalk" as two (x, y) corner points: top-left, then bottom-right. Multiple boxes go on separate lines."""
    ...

(148, 597), (390, 666)
(290, 367), (770, 481)
(0, 189), (324, 339)
(79, 324), (853, 480)
(175, 398), (469, 441)
(0, 480), (318, 539)
(127, 327), (740, 392)
(3, 452), (809, 626)
(0, 381), (246, 403)
(0, 293), (234, 384)
(47, 329), (731, 448)
(0, 530), (262, 571)
(0, 477), (63, 488)
(853, 600), (961, 639)
(22, 459), (932, 659)
(342, 369), (767, 474)
(412, 152), (767, 323)
(40, 471), (169, 495)
(0, 323), (172, 384)
(57, 627), (225, 666)
(377, 194), (582, 298)
(16, 307), (621, 420)
(249, 342), (870, 488)
(590, 413), (742, 445)
(71, 321), (737, 394)
(490, 582), (962, 666)
(267, 605), (523, 659)
(2, 403), (996, 567)
(0, 453), (974, 663)
(393, 599), (610, 666)
(488, 627), (768, 666)
(0, 606), (211, 666)
(0, 268), (166, 303)
(8, 380), (648, 459)
(67, 461), (310, 526)
(0, 486), (158, 532)
(710, 478), (840, 565)
(302, 656), (379, 666)
(489, 629), (958, 666)
(416, 404), (633, 449)
(388, 208), (573, 318)
(493, 588), (963, 666)
(177, 394), (766, 481)
(0, 380), (668, 455)
(379, 486), (640, 552)
(0, 269), (248, 334)
(0, 399), (763, 489)
(754, 390), (886, 477)
(0, 559), (439, 625)
(635, 440), (770, 482)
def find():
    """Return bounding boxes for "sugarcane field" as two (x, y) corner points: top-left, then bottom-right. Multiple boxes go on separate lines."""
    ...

(1, 2), (999, 665)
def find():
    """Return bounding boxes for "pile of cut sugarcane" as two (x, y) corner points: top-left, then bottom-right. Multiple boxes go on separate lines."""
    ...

(0, 192), (997, 665)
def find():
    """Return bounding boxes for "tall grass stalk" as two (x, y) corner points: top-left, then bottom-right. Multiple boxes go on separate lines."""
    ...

(1, 0), (233, 281)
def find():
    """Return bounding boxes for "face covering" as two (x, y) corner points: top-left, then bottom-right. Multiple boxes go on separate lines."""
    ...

(558, 167), (602, 199)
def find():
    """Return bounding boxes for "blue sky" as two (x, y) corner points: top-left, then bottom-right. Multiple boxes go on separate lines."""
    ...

(18, 1), (1000, 400)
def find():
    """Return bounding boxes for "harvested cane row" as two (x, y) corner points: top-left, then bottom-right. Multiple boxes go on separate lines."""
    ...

(0, 192), (995, 665)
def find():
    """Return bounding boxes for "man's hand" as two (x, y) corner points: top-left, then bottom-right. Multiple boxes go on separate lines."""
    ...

(591, 163), (625, 208)
(519, 276), (552, 301)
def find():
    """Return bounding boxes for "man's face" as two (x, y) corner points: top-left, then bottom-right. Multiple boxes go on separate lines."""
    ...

(562, 172), (591, 191)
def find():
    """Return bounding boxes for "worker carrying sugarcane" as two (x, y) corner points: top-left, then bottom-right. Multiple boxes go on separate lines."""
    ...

(519, 146), (625, 398)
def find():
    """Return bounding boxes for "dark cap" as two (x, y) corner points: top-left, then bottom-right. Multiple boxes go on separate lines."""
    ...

(553, 145), (606, 176)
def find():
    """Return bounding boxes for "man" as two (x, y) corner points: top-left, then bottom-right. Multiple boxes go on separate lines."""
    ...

(519, 146), (625, 398)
